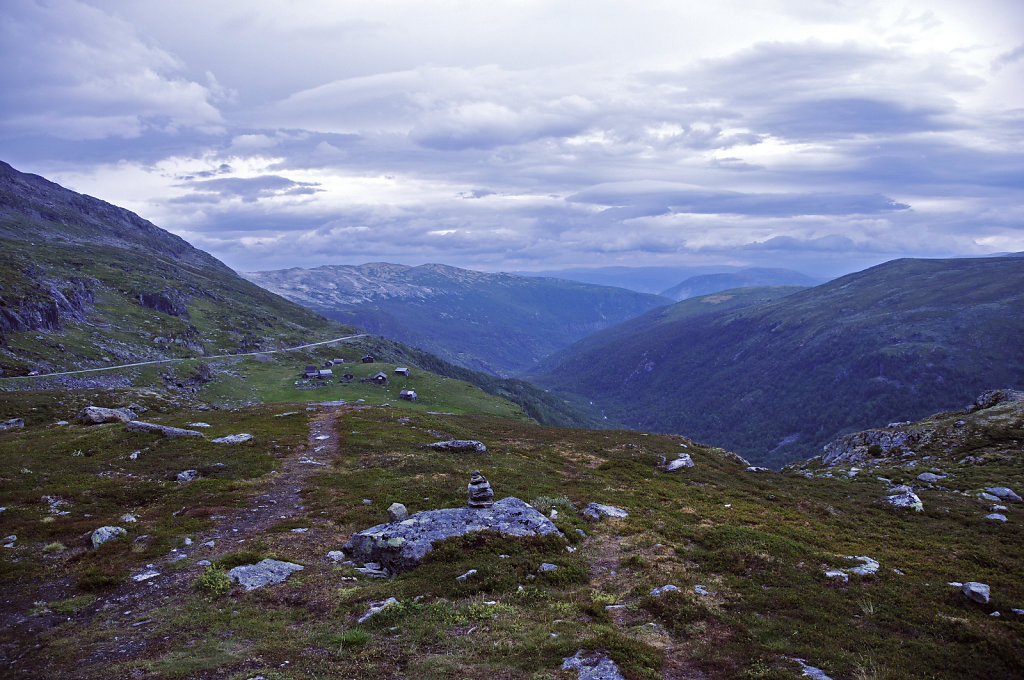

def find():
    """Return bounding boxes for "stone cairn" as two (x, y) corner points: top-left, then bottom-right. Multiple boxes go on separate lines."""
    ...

(467, 470), (494, 508)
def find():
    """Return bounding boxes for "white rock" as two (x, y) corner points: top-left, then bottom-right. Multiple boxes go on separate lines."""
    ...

(212, 433), (253, 444)
(666, 454), (694, 471)
(824, 570), (849, 583)
(582, 503), (629, 521)
(694, 584), (711, 596)
(962, 581), (990, 604)
(650, 584), (680, 596)
(327, 550), (346, 562)
(357, 597), (398, 623)
(91, 526), (127, 548)
(132, 570), (160, 582)
(227, 558), (304, 591)
(176, 469), (199, 482)
(456, 569), (478, 581)
(985, 513), (1008, 522)
(187, 422), (211, 428)
(887, 491), (923, 511)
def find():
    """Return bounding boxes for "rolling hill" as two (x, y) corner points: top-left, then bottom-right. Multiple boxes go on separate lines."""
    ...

(659, 267), (822, 301)
(536, 256), (1024, 467)
(243, 263), (669, 376)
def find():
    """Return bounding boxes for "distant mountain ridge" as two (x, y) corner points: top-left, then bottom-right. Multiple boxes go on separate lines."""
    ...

(659, 267), (822, 300)
(536, 256), (1024, 466)
(244, 263), (669, 376)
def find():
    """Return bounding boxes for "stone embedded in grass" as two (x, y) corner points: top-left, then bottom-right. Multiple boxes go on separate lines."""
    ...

(120, 513), (138, 523)
(985, 486), (1022, 502)
(212, 433), (253, 444)
(388, 503), (408, 522)
(456, 568), (478, 581)
(187, 422), (211, 428)
(694, 585), (711, 596)
(126, 421), (204, 438)
(176, 469), (200, 483)
(561, 650), (627, 680)
(916, 472), (945, 483)
(427, 439), (487, 452)
(650, 584), (680, 596)
(962, 581), (990, 604)
(538, 562), (558, 573)
(227, 558), (304, 591)
(791, 658), (835, 680)
(824, 570), (849, 583)
(78, 406), (135, 425)
(91, 526), (127, 548)
(665, 453), (694, 471)
(327, 550), (346, 562)
(357, 597), (398, 623)
(847, 556), (880, 576)
(886, 491), (923, 511)
(582, 503), (629, 521)
(978, 492), (1002, 502)
(747, 466), (772, 472)
(985, 513), (1008, 522)
(0, 417), (24, 430)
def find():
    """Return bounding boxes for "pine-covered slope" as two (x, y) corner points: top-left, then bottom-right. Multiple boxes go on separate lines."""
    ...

(536, 257), (1024, 466)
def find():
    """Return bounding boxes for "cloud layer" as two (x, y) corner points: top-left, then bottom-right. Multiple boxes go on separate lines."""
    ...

(2, 0), (1022, 277)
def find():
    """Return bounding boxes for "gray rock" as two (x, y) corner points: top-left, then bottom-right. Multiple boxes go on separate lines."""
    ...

(970, 389), (1024, 411)
(326, 550), (346, 562)
(562, 650), (627, 680)
(427, 439), (487, 452)
(847, 555), (880, 576)
(467, 470), (494, 508)
(665, 453), (694, 471)
(985, 513), (1008, 522)
(538, 562), (558, 572)
(962, 581), (990, 604)
(888, 484), (913, 494)
(985, 486), (1022, 502)
(650, 584), (680, 596)
(388, 503), (408, 522)
(357, 597), (398, 623)
(126, 421), (204, 438)
(917, 472), (945, 483)
(227, 558), (304, 591)
(176, 469), (200, 482)
(456, 569), (478, 581)
(343, 496), (562, 574)
(746, 466), (772, 473)
(978, 492), (1002, 502)
(582, 503), (629, 521)
(822, 427), (926, 466)
(188, 422), (211, 428)
(91, 526), (127, 548)
(197, 559), (211, 566)
(212, 433), (253, 444)
(0, 418), (25, 431)
(78, 406), (136, 425)
(694, 584), (711, 596)
(886, 491), (923, 511)
(824, 570), (849, 583)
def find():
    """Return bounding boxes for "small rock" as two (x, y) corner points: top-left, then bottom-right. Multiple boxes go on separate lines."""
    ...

(357, 597), (398, 623)
(427, 439), (487, 452)
(694, 584), (711, 596)
(650, 584), (680, 596)
(55, 420), (69, 425)
(362, 499), (373, 505)
(582, 503), (629, 521)
(962, 581), (990, 604)
(212, 433), (253, 444)
(792, 658), (835, 680)
(985, 487), (1022, 502)
(78, 406), (135, 425)
(847, 556), (880, 576)
(120, 513), (138, 523)
(197, 559), (211, 566)
(132, 570), (160, 582)
(888, 484), (913, 494)
(978, 492), (1002, 502)
(327, 550), (346, 562)
(562, 650), (627, 680)
(354, 564), (389, 578)
(177, 470), (200, 483)
(991, 504), (1009, 512)
(665, 453), (694, 471)
(990, 611), (1001, 617)
(0, 418), (25, 431)
(91, 526), (127, 548)
(746, 466), (771, 472)
(387, 503), (409, 522)
(1012, 608), (1024, 615)
(126, 421), (204, 438)
(985, 513), (1008, 522)
(824, 570), (849, 583)
(538, 562), (558, 573)
(886, 491), (923, 511)
(916, 472), (945, 483)
(456, 569), (478, 581)
(187, 422), (211, 428)
(227, 558), (304, 591)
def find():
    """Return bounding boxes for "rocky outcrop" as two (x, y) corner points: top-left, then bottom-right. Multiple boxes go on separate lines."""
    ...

(78, 406), (136, 425)
(0, 278), (93, 337)
(822, 428), (928, 466)
(91, 526), (127, 548)
(561, 650), (627, 680)
(126, 421), (205, 438)
(227, 559), (303, 591)
(426, 439), (487, 452)
(343, 497), (563, 574)
(136, 291), (189, 318)
(969, 389), (1024, 412)
(0, 418), (24, 431)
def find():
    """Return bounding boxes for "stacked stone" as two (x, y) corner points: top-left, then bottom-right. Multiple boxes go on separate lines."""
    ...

(467, 470), (494, 508)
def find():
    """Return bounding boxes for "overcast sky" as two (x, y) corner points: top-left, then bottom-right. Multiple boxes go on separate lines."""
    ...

(2, 0), (1022, 277)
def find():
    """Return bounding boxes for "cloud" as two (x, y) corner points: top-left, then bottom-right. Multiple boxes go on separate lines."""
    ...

(172, 175), (323, 204)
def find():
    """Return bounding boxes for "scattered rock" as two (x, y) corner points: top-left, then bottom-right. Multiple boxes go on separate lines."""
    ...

(562, 650), (627, 680)
(978, 492), (1002, 502)
(746, 466), (772, 473)
(357, 597), (398, 624)
(538, 562), (558, 573)
(387, 503), (409, 522)
(212, 433), (253, 444)
(227, 558), (304, 591)
(0, 417), (25, 431)
(78, 406), (136, 425)
(132, 570), (160, 582)
(427, 439), (487, 452)
(343, 497), (562, 574)
(985, 513), (1008, 522)
(327, 550), (346, 562)
(126, 421), (204, 438)
(467, 470), (494, 508)
(694, 584), (711, 596)
(176, 470), (200, 483)
(187, 422), (211, 428)
(582, 503), (629, 521)
(197, 559), (211, 566)
(847, 556), (880, 576)
(962, 581), (990, 604)
(824, 570), (849, 583)
(120, 513), (138, 523)
(456, 569), (478, 581)
(665, 453), (694, 471)
(91, 526), (127, 548)
(354, 564), (389, 578)
(916, 472), (945, 483)
(650, 584), (680, 596)
(985, 487), (1022, 502)
(886, 491), (923, 511)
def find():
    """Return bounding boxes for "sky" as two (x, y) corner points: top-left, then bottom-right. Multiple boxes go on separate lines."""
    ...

(1, 0), (1022, 278)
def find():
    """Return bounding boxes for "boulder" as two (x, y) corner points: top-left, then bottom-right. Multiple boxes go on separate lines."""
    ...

(916, 472), (945, 484)
(582, 503), (629, 521)
(91, 526), (127, 548)
(985, 487), (1022, 503)
(0, 418), (24, 431)
(212, 433), (253, 444)
(978, 492), (1002, 503)
(985, 513), (1008, 522)
(227, 558), (304, 591)
(538, 562), (558, 573)
(970, 389), (1024, 411)
(427, 439), (487, 453)
(387, 503), (409, 522)
(176, 469), (200, 482)
(650, 584), (680, 596)
(78, 406), (136, 425)
(562, 650), (627, 680)
(665, 453), (694, 471)
(886, 491), (923, 512)
(962, 581), (990, 604)
(343, 496), (562, 574)
(126, 421), (204, 438)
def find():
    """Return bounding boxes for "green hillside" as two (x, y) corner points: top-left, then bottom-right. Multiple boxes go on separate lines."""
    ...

(660, 268), (821, 301)
(536, 257), (1024, 467)
(244, 263), (669, 376)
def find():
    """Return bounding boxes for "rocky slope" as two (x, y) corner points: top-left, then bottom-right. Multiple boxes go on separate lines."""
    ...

(243, 263), (669, 376)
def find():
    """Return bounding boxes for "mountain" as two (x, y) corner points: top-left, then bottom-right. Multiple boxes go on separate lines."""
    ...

(512, 264), (739, 294)
(243, 263), (669, 376)
(536, 256), (1024, 467)
(659, 267), (822, 301)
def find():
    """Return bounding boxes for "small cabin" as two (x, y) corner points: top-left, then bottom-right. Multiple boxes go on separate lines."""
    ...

(318, 368), (334, 378)
(303, 365), (319, 378)
(372, 372), (389, 385)
(333, 358), (345, 364)
(361, 354), (375, 363)
(394, 367), (411, 377)
(399, 389), (417, 401)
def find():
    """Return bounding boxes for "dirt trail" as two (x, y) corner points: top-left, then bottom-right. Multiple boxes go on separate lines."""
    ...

(2, 407), (347, 676)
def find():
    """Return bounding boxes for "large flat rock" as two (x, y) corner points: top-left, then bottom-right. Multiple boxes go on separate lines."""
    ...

(343, 496), (562, 574)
